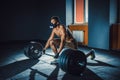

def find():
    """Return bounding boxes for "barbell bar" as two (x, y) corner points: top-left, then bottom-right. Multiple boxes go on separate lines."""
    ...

(24, 41), (87, 75)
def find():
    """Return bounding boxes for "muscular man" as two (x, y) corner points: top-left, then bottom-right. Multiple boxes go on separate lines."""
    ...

(43, 16), (95, 60)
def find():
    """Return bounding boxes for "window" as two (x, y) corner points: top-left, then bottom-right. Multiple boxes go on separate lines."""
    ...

(74, 0), (88, 24)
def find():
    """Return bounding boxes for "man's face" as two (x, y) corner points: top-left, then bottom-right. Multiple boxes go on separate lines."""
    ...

(51, 19), (57, 25)
(50, 19), (58, 28)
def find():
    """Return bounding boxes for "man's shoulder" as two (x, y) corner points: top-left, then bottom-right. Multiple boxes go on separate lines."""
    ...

(59, 24), (65, 29)
(60, 24), (65, 27)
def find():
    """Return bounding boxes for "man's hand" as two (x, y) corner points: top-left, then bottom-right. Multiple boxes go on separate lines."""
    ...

(42, 49), (46, 55)
(54, 53), (59, 59)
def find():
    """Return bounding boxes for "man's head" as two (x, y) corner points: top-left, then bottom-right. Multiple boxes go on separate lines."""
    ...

(51, 16), (60, 23)
(50, 16), (60, 28)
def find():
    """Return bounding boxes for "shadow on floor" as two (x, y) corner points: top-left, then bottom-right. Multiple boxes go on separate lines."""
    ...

(87, 60), (117, 68)
(29, 64), (103, 80)
(0, 59), (115, 80)
(0, 59), (39, 80)
(62, 68), (103, 80)
(29, 64), (59, 80)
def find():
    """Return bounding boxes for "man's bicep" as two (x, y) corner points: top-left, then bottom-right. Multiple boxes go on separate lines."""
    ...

(61, 34), (66, 43)
(61, 26), (66, 36)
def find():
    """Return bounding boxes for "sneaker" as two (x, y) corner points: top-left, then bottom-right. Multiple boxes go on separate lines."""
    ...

(50, 59), (58, 65)
(54, 53), (59, 59)
(90, 49), (96, 60)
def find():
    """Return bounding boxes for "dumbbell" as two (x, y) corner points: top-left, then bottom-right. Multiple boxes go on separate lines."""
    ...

(24, 41), (87, 75)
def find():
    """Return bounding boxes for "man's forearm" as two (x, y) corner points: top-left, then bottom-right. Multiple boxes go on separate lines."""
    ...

(58, 41), (65, 53)
(43, 39), (50, 50)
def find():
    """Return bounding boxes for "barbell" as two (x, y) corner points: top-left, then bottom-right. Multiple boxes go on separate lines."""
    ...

(24, 41), (87, 75)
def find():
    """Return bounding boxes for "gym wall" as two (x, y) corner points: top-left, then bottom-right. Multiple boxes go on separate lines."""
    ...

(0, 0), (66, 43)
(66, 0), (74, 26)
(66, 0), (118, 50)
(119, 0), (120, 23)
(88, 0), (118, 50)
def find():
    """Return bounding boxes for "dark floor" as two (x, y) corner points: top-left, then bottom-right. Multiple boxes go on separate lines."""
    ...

(0, 42), (120, 80)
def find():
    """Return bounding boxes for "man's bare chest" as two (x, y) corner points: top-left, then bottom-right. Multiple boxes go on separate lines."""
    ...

(54, 27), (64, 37)
(55, 31), (61, 37)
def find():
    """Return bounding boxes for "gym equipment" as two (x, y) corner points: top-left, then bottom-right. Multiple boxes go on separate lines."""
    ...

(24, 41), (54, 59)
(24, 41), (43, 59)
(59, 48), (86, 75)
(24, 41), (87, 75)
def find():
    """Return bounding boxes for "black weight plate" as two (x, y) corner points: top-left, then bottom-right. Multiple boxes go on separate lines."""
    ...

(24, 41), (43, 59)
(59, 49), (67, 71)
(67, 50), (87, 75)
(59, 49), (75, 72)
(59, 48), (87, 76)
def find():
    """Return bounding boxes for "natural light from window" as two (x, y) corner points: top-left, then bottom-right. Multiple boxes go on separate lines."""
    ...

(74, 0), (88, 24)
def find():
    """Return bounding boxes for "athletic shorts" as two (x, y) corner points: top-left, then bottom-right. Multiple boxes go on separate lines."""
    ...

(52, 38), (78, 49)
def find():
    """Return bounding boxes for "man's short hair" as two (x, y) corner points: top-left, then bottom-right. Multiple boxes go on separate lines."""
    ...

(51, 16), (60, 22)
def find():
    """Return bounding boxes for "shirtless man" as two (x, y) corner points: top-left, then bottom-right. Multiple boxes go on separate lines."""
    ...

(42, 16), (95, 60)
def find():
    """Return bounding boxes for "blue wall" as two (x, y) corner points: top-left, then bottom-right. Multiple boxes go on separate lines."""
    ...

(66, 0), (74, 26)
(88, 0), (118, 50)
(0, 0), (66, 42)
(110, 0), (118, 24)
(119, 0), (120, 23)
(88, 0), (109, 50)
(65, 0), (118, 50)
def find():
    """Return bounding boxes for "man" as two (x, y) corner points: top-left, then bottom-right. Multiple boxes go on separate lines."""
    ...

(42, 16), (95, 62)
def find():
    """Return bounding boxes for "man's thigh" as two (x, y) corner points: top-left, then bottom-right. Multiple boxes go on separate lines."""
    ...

(53, 38), (61, 47)
(65, 39), (78, 49)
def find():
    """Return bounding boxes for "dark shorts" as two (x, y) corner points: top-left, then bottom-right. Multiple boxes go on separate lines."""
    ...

(52, 38), (78, 49)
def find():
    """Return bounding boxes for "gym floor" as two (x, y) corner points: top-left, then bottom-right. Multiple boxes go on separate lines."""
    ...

(0, 42), (120, 80)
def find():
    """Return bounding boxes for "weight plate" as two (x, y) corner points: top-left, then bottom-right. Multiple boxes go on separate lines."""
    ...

(24, 41), (43, 59)
(59, 49), (87, 75)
